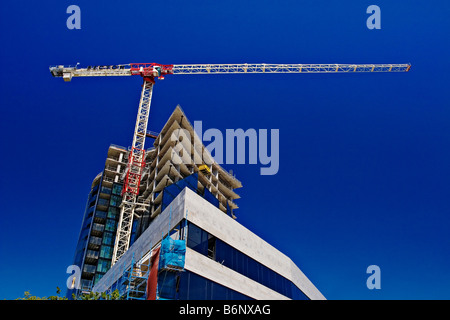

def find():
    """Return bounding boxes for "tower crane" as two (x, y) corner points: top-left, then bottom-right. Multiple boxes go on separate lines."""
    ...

(50, 61), (411, 265)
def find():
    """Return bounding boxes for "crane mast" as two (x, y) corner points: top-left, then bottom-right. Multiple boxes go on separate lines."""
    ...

(111, 81), (153, 264)
(50, 61), (411, 265)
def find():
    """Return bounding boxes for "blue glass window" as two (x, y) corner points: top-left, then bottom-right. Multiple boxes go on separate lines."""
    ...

(102, 232), (114, 246)
(112, 184), (122, 196)
(110, 195), (122, 207)
(105, 219), (117, 232)
(94, 273), (103, 284)
(99, 245), (113, 259)
(107, 207), (119, 219)
(100, 186), (112, 195)
(187, 223), (208, 256)
(169, 271), (252, 300)
(97, 259), (111, 273)
(187, 222), (309, 300)
(97, 198), (109, 207)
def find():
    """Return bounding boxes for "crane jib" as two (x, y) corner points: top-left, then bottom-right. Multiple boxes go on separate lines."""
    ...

(50, 62), (411, 82)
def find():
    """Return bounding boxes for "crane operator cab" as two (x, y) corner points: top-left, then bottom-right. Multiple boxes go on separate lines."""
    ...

(139, 66), (161, 77)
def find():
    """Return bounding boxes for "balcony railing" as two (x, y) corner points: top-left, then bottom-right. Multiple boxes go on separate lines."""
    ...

(100, 186), (112, 195)
(97, 198), (109, 207)
(89, 236), (102, 246)
(107, 155), (128, 163)
(92, 223), (104, 233)
(102, 176), (114, 183)
(85, 250), (99, 260)
(106, 165), (125, 174)
(83, 264), (96, 274)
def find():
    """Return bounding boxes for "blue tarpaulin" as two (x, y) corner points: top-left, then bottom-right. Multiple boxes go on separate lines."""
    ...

(159, 237), (186, 270)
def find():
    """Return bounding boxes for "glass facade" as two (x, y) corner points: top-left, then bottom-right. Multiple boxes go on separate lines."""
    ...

(186, 222), (309, 300)
(95, 182), (122, 282)
(67, 176), (123, 299)
(158, 270), (253, 300)
(67, 147), (127, 299)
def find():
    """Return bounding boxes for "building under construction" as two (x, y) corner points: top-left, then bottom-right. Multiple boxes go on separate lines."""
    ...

(67, 106), (325, 300)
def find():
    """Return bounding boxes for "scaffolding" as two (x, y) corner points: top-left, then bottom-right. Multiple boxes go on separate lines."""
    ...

(85, 207), (188, 300)
(118, 252), (151, 300)
(115, 237), (186, 300)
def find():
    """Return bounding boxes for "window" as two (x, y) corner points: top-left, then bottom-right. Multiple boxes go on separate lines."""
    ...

(172, 271), (252, 300)
(102, 232), (114, 246)
(105, 219), (117, 232)
(80, 279), (92, 289)
(207, 234), (216, 260)
(100, 186), (111, 195)
(89, 236), (102, 246)
(97, 198), (109, 207)
(97, 259), (111, 274)
(92, 223), (104, 233)
(99, 245), (113, 259)
(112, 184), (122, 196)
(107, 207), (119, 219)
(86, 250), (99, 259)
(83, 264), (96, 273)
(187, 222), (309, 300)
(110, 195), (122, 207)
(94, 273), (103, 284)
(95, 210), (107, 219)
(187, 223), (208, 256)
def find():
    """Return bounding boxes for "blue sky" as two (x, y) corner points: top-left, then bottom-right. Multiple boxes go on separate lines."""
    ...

(0, 0), (449, 300)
